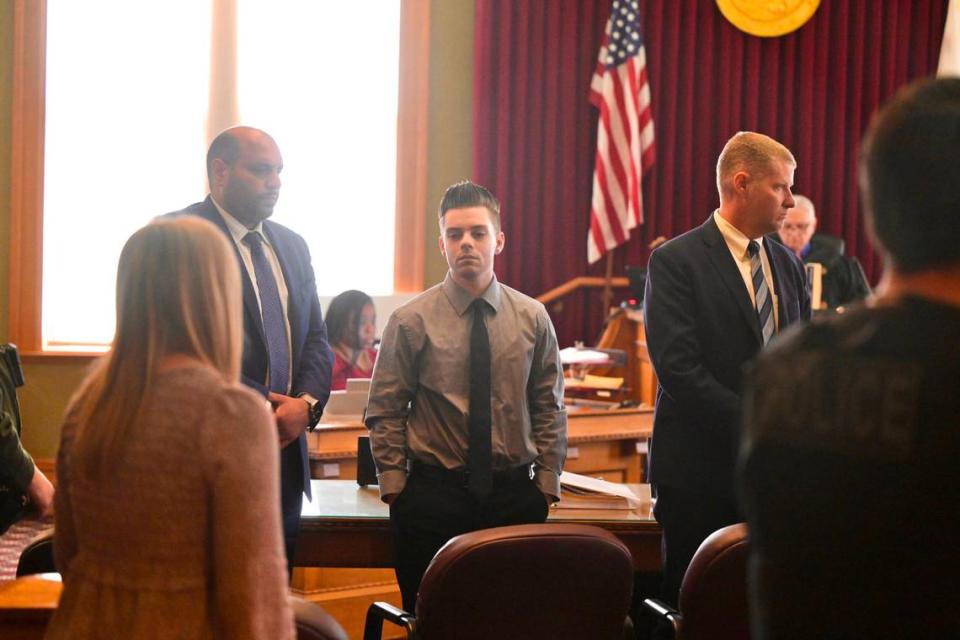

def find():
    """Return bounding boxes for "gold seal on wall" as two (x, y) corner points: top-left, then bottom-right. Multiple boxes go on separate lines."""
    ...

(716, 0), (821, 38)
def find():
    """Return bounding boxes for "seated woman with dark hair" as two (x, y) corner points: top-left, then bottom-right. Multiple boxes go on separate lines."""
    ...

(325, 290), (378, 391)
(47, 217), (294, 639)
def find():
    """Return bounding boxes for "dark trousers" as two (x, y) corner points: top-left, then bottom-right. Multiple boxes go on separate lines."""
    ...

(653, 484), (741, 607)
(280, 441), (305, 579)
(389, 464), (549, 611)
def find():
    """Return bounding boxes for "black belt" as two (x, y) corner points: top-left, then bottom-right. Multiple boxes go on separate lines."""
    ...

(410, 460), (532, 489)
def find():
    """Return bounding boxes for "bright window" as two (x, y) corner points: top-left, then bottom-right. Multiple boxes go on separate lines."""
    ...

(41, 1), (400, 350)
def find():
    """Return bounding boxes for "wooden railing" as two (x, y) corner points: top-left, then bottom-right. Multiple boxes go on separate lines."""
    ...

(536, 276), (630, 306)
(536, 275), (657, 408)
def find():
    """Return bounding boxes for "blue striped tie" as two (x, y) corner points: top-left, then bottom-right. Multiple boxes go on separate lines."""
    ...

(748, 240), (774, 345)
(244, 232), (290, 394)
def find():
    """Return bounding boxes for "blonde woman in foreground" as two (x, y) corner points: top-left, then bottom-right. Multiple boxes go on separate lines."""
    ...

(46, 217), (294, 639)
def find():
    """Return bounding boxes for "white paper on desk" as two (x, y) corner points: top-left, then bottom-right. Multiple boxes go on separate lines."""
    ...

(559, 347), (612, 365)
(563, 374), (623, 390)
(559, 471), (642, 508)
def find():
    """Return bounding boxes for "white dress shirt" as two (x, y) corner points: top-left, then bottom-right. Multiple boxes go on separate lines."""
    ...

(211, 196), (293, 392)
(714, 210), (779, 330)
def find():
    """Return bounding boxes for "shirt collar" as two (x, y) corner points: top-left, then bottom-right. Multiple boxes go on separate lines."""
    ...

(714, 210), (765, 259)
(211, 195), (266, 245)
(442, 271), (502, 317)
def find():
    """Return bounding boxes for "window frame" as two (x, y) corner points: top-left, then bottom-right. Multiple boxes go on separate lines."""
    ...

(8, 0), (429, 356)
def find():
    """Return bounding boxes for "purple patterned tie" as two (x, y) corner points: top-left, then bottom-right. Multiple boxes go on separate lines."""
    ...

(244, 232), (290, 393)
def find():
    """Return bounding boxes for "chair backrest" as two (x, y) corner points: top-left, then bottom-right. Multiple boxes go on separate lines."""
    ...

(677, 523), (749, 640)
(16, 529), (56, 577)
(414, 523), (634, 640)
(810, 233), (845, 260)
(289, 595), (348, 640)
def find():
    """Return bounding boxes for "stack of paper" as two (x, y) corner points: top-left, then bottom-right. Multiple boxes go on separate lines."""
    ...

(556, 471), (642, 510)
(559, 347), (613, 365)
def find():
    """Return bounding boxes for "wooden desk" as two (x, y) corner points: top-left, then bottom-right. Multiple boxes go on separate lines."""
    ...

(0, 573), (62, 640)
(296, 479), (661, 572)
(300, 411), (654, 631)
(586, 308), (658, 407)
(0, 485), (658, 639)
(307, 418), (367, 479)
(564, 406), (652, 483)
(308, 407), (652, 483)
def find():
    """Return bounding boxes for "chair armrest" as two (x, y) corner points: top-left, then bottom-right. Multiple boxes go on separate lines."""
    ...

(642, 598), (682, 637)
(363, 601), (416, 640)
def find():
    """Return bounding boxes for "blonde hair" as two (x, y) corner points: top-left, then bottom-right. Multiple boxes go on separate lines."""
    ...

(71, 217), (242, 478)
(716, 131), (796, 197)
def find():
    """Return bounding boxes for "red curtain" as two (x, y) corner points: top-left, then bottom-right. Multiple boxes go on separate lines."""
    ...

(473, 0), (947, 348)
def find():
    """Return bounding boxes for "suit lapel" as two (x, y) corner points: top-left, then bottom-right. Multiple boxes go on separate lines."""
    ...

(701, 216), (763, 344)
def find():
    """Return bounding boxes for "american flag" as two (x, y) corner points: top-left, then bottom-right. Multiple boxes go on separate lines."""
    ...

(587, 0), (655, 264)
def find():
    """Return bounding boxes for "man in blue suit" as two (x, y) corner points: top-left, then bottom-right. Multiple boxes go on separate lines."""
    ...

(643, 131), (811, 609)
(173, 126), (333, 572)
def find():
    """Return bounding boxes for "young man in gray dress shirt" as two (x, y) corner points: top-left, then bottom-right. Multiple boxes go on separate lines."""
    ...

(365, 180), (568, 610)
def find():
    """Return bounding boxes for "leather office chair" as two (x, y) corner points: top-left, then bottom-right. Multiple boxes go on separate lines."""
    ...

(363, 523), (635, 640)
(16, 528), (55, 577)
(290, 595), (348, 640)
(809, 233), (845, 260)
(17, 529), (347, 640)
(643, 523), (750, 640)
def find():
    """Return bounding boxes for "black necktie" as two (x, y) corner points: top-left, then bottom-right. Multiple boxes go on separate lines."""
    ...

(468, 299), (493, 498)
(243, 232), (290, 394)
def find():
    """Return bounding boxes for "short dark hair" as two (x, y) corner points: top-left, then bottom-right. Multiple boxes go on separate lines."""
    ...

(325, 290), (374, 349)
(205, 129), (242, 184)
(861, 77), (960, 272)
(438, 180), (501, 232)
